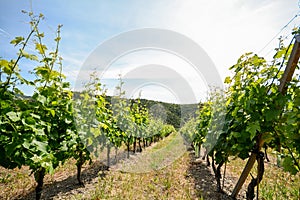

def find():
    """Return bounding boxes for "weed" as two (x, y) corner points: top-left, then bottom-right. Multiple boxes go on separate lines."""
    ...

(0, 173), (11, 183)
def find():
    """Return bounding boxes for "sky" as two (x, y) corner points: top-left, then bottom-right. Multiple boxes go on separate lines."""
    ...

(1, 0), (299, 104)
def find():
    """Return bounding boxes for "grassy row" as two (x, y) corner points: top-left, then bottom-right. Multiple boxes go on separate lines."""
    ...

(226, 153), (300, 199)
(1, 133), (299, 199)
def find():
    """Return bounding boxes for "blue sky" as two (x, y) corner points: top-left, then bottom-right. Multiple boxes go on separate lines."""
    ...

(1, 0), (299, 103)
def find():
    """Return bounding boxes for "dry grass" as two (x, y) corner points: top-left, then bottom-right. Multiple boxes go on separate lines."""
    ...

(226, 152), (300, 200)
(80, 133), (200, 199)
(0, 158), (81, 199)
(0, 166), (34, 199)
(1, 135), (300, 200)
(115, 132), (187, 173)
(87, 152), (198, 200)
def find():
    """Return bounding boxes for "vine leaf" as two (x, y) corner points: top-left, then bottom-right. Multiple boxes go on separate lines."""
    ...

(10, 36), (24, 46)
(246, 121), (260, 140)
(35, 43), (47, 55)
(6, 111), (21, 122)
(32, 139), (48, 154)
(264, 109), (280, 122)
(224, 76), (231, 84)
(282, 156), (299, 175)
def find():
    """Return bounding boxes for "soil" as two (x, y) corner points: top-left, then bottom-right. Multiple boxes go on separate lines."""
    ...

(3, 136), (248, 200)
(16, 155), (246, 199)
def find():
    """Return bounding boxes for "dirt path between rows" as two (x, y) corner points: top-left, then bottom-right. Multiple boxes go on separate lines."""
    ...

(12, 134), (247, 199)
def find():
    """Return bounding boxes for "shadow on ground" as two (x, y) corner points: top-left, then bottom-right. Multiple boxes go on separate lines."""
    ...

(18, 160), (106, 200)
(186, 150), (236, 200)
(18, 149), (131, 200)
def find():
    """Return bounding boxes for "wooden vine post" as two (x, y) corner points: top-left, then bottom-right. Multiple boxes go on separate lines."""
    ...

(231, 34), (300, 198)
(278, 35), (300, 94)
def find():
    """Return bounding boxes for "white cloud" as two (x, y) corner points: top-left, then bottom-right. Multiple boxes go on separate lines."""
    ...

(131, 0), (300, 78)
(98, 50), (209, 104)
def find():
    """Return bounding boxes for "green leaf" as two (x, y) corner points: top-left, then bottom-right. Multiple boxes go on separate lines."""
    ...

(282, 156), (299, 175)
(102, 123), (109, 130)
(49, 109), (55, 117)
(224, 76), (231, 84)
(232, 132), (240, 139)
(6, 111), (20, 122)
(65, 118), (73, 124)
(32, 139), (48, 154)
(0, 59), (9, 68)
(35, 43), (47, 55)
(46, 163), (54, 175)
(22, 141), (31, 149)
(19, 49), (38, 61)
(10, 36), (24, 46)
(261, 132), (272, 144)
(54, 36), (61, 42)
(246, 121), (260, 140)
(35, 94), (47, 104)
(35, 66), (50, 76)
(87, 138), (93, 146)
(30, 113), (41, 119)
(0, 59), (12, 74)
(31, 155), (42, 163)
(274, 47), (286, 59)
(25, 116), (36, 125)
(264, 109), (281, 122)
(36, 32), (44, 38)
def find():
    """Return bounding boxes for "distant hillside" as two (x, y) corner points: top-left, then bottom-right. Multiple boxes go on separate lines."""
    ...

(138, 98), (199, 129)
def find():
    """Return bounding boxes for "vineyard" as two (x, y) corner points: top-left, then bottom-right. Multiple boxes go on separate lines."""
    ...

(181, 32), (300, 198)
(1, 11), (300, 200)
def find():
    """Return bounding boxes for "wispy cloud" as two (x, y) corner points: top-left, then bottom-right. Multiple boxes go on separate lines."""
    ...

(0, 27), (11, 38)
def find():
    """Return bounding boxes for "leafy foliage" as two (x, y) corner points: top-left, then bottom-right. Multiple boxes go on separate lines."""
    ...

(191, 37), (300, 196)
(0, 11), (80, 199)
